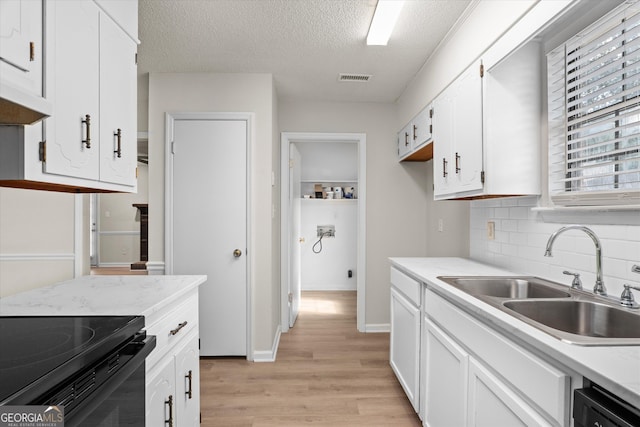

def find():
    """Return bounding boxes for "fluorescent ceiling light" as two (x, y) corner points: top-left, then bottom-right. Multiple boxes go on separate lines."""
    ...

(367, 0), (405, 46)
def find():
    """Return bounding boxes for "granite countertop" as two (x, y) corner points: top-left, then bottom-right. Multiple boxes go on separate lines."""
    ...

(0, 275), (207, 319)
(389, 257), (640, 407)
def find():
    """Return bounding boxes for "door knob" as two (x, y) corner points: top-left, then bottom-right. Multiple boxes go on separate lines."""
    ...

(233, 249), (242, 258)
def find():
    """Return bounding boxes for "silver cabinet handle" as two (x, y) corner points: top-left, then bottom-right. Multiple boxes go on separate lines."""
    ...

(185, 370), (193, 399)
(82, 115), (91, 148)
(170, 321), (187, 336)
(165, 395), (173, 427)
(114, 129), (122, 158)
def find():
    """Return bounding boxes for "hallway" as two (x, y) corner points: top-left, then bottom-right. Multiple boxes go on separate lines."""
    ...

(200, 291), (421, 426)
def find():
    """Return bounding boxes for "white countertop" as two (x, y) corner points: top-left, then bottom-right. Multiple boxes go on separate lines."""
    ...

(389, 257), (640, 407)
(0, 275), (207, 320)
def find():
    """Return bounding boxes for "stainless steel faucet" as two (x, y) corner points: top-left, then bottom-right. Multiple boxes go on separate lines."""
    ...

(544, 225), (606, 296)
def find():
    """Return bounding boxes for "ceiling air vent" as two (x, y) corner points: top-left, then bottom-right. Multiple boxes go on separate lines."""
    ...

(338, 73), (372, 82)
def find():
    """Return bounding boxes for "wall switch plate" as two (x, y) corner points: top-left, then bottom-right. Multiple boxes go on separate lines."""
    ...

(438, 219), (444, 232)
(487, 221), (495, 240)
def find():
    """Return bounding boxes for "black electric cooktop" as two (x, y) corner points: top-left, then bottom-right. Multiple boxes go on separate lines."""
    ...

(0, 315), (144, 405)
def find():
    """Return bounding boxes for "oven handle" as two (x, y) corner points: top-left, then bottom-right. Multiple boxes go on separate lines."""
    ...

(64, 334), (156, 427)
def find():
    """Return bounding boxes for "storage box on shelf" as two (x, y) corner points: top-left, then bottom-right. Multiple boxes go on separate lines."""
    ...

(0, 0), (138, 193)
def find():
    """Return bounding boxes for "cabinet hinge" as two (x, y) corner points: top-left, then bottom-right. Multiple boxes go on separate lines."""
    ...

(481, 171), (485, 184)
(198, 339), (201, 350)
(39, 141), (46, 162)
(136, 167), (138, 178)
(429, 124), (432, 134)
(289, 159), (294, 169)
(171, 141), (176, 154)
(30, 42), (35, 61)
(288, 292), (293, 303)
(480, 62), (484, 78)
(135, 52), (138, 65)
(429, 108), (433, 118)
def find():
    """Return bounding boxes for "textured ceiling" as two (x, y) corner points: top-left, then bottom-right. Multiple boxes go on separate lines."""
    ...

(138, 0), (472, 103)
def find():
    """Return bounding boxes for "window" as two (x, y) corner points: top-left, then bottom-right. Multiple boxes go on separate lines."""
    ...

(548, 2), (640, 206)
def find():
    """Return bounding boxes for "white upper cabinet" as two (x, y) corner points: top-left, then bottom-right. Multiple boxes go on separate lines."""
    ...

(432, 61), (483, 199)
(99, 12), (137, 186)
(0, 0), (51, 124)
(44, 0), (101, 181)
(0, 0), (139, 192)
(398, 103), (433, 162)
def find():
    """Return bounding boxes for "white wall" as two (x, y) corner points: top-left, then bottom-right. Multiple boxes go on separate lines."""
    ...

(298, 141), (357, 182)
(147, 72), (278, 353)
(98, 162), (148, 266)
(300, 200), (357, 291)
(470, 196), (640, 297)
(0, 188), (76, 297)
(279, 99), (432, 327)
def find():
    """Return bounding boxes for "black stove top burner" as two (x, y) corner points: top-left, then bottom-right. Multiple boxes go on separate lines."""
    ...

(0, 315), (143, 405)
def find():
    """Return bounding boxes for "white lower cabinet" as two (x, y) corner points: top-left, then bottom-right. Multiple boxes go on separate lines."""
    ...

(467, 359), (551, 427)
(390, 268), (422, 413)
(145, 290), (200, 426)
(423, 288), (570, 427)
(423, 317), (468, 427)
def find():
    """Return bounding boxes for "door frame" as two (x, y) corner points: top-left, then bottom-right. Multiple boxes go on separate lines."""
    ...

(280, 132), (367, 333)
(165, 112), (253, 359)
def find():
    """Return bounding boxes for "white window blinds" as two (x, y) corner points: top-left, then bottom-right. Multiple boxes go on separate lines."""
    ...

(548, 2), (640, 205)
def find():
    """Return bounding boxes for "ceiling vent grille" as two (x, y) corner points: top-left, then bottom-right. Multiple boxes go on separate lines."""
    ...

(338, 73), (372, 82)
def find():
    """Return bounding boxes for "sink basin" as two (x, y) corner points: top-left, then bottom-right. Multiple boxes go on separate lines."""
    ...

(503, 300), (640, 345)
(438, 276), (571, 299)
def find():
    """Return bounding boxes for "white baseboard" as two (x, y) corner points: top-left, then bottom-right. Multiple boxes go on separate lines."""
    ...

(365, 323), (390, 333)
(301, 284), (357, 291)
(146, 261), (166, 275)
(253, 325), (281, 362)
(97, 262), (132, 268)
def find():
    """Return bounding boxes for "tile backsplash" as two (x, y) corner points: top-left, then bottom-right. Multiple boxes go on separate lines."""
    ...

(470, 196), (640, 298)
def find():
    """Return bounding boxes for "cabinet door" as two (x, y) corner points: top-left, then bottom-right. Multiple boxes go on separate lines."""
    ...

(390, 287), (420, 412)
(99, 12), (137, 186)
(398, 124), (412, 158)
(44, 0), (100, 181)
(412, 105), (432, 150)
(175, 333), (201, 426)
(451, 62), (483, 194)
(467, 358), (552, 427)
(423, 318), (468, 427)
(146, 358), (177, 427)
(432, 87), (454, 196)
(0, 0), (42, 94)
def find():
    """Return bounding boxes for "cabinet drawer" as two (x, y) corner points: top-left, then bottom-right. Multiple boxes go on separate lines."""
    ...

(146, 292), (199, 371)
(391, 267), (421, 306)
(426, 289), (569, 426)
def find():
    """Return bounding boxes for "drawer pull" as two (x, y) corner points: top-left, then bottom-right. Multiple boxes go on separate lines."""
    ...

(170, 321), (188, 336)
(165, 395), (173, 427)
(185, 370), (193, 399)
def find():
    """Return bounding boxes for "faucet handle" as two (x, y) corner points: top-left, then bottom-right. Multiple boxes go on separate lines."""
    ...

(632, 264), (640, 274)
(563, 270), (583, 290)
(620, 284), (640, 309)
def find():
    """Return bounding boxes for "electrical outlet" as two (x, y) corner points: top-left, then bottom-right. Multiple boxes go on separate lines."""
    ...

(487, 221), (495, 240)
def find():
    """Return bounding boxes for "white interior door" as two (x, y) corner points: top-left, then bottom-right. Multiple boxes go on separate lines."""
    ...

(289, 144), (302, 328)
(172, 118), (247, 356)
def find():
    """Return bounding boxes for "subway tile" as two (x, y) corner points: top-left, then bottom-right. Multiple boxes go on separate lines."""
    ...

(509, 207), (530, 220)
(494, 207), (510, 219)
(502, 219), (518, 232)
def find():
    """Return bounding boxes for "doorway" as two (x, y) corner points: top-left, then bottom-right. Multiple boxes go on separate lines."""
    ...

(280, 132), (366, 333)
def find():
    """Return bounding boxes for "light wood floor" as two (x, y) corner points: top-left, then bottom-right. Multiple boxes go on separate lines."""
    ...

(90, 266), (147, 275)
(200, 291), (421, 426)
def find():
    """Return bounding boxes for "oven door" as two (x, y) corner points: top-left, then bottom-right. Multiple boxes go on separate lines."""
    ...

(50, 334), (156, 427)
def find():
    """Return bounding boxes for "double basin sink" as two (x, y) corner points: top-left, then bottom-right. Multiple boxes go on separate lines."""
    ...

(437, 276), (640, 346)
